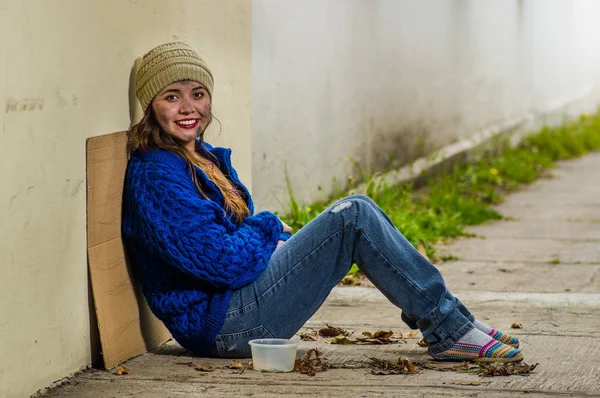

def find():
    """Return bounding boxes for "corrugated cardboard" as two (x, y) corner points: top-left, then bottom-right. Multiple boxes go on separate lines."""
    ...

(86, 131), (171, 370)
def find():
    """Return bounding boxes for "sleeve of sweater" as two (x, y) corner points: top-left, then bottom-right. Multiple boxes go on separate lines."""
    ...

(127, 160), (282, 290)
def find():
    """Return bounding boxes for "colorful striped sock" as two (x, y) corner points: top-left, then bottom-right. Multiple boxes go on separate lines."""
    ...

(474, 319), (520, 348)
(429, 328), (523, 362)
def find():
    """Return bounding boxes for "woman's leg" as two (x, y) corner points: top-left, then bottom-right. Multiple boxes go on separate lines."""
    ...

(212, 195), (520, 360)
(330, 195), (519, 349)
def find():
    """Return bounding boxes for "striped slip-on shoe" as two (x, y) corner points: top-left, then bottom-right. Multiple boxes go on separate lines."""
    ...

(429, 340), (523, 363)
(488, 328), (520, 348)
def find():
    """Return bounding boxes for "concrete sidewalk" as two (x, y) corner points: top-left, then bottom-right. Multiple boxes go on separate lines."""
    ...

(43, 153), (600, 397)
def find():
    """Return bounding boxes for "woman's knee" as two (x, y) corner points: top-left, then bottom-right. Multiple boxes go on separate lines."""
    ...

(329, 195), (377, 218)
(343, 194), (377, 207)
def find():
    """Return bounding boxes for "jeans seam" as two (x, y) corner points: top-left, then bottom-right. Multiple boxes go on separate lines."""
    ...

(258, 229), (344, 301)
(357, 225), (438, 304)
(225, 301), (257, 317)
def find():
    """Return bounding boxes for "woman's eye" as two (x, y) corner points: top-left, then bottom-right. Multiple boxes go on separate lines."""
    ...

(165, 95), (178, 101)
(193, 92), (204, 98)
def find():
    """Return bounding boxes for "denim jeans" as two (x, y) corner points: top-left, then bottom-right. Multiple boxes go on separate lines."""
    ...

(211, 195), (475, 358)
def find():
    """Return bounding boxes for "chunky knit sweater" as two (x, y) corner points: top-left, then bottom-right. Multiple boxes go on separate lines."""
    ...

(122, 142), (287, 355)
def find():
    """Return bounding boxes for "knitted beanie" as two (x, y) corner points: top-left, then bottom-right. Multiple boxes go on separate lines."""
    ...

(135, 41), (214, 111)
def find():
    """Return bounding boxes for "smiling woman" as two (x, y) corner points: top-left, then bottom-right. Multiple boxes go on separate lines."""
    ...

(122, 41), (523, 363)
(152, 81), (211, 152)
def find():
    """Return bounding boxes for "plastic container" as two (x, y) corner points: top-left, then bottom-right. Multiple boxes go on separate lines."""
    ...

(248, 338), (299, 372)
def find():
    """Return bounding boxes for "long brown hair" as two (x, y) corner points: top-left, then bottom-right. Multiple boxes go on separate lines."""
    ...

(129, 106), (250, 224)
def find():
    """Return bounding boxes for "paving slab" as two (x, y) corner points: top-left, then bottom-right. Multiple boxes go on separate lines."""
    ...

(438, 261), (600, 293)
(466, 219), (600, 240)
(438, 237), (600, 263)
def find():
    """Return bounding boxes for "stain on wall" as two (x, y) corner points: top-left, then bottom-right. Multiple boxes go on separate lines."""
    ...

(5, 97), (44, 112)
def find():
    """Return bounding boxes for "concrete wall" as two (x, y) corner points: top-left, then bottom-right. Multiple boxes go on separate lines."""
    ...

(252, 0), (600, 212)
(0, 1), (251, 397)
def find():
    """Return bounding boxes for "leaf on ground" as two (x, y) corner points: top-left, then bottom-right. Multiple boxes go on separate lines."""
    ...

(417, 360), (538, 377)
(368, 356), (417, 375)
(114, 366), (129, 376)
(479, 362), (539, 377)
(511, 322), (524, 329)
(248, 361), (254, 370)
(294, 348), (327, 376)
(357, 337), (390, 344)
(319, 324), (347, 337)
(194, 363), (215, 372)
(229, 360), (244, 369)
(340, 275), (361, 286)
(357, 330), (399, 345)
(417, 339), (429, 347)
(300, 330), (319, 341)
(330, 336), (356, 345)
(403, 331), (420, 339)
(373, 330), (393, 339)
(418, 361), (479, 373)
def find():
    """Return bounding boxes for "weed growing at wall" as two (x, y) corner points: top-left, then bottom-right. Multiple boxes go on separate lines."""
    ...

(280, 113), (600, 260)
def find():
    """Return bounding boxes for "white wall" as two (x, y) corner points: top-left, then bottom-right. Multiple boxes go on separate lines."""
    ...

(252, 0), (600, 211)
(0, 1), (251, 397)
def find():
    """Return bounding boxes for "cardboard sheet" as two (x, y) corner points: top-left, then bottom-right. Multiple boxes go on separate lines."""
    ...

(86, 131), (171, 369)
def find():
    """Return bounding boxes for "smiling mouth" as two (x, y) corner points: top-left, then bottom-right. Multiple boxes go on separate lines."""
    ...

(175, 119), (200, 129)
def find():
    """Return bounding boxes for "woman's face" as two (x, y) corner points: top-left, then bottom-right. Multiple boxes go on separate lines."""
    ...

(151, 80), (211, 151)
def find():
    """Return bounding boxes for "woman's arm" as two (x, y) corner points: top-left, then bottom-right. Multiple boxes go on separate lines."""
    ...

(123, 159), (282, 290)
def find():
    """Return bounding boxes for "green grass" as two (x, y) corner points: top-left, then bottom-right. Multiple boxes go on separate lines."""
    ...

(280, 112), (600, 261)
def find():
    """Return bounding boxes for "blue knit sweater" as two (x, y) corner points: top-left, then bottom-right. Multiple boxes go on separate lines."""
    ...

(122, 142), (288, 355)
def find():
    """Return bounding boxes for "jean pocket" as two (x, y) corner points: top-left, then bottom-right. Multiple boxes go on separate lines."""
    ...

(214, 325), (274, 358)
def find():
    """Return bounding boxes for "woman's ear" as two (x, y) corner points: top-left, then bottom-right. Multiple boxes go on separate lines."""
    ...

(129, 57), (144, 128)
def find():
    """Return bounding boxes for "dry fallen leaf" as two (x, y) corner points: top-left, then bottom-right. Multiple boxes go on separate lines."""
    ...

(404, 331), (419, 339)
(330, 336), (356, 345)
(300, 331), (319, 341)
(340, 275), (361, 286)
(417, 339), (429, 347)
(115, 366), (129, 376)
(195, 363), (215, 372)
(479, 362), (538, 377)
(368, 356), (417, 375)
(357, 337), (389, 345)
(248, 361), (254, 370)
(417, 360), (538, 377)
(373, 330), (393, 339)
(319, 324), (347, 337)
(511, 322), (524, 329)
(294, 348), (327, 376)
(229, 360), (244, 369)
(401, 358), (417, 374)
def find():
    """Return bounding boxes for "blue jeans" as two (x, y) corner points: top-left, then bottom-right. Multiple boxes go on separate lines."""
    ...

(211, 195), (475, 358)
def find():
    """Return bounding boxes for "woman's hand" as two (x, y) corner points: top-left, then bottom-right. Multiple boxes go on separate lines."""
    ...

(280, 220), (293, 234)
(277, 220), (292, 250)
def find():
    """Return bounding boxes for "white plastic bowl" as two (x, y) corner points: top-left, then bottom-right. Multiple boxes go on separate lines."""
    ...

(248, 338), (299, 372)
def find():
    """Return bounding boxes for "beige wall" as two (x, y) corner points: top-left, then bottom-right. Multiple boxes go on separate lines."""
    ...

(0, 1), (251, 397)
(252, 0), (600, 211)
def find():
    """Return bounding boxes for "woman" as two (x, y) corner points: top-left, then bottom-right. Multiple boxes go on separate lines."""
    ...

(122, 42), (523, 362)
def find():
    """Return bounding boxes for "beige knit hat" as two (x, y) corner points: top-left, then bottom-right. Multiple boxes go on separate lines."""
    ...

(135, 41), (214, 111)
